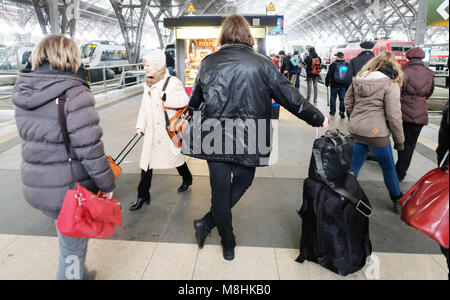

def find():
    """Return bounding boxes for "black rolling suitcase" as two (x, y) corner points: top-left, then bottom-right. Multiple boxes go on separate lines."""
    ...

(296, 129), (373, 276)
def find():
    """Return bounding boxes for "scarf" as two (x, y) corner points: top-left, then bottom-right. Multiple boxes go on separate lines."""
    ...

(146, 67), (166, 88)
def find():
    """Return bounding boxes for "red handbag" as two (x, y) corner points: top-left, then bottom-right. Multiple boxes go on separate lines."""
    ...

(57, 184), (119, 239)
(400, 152), (449, 248)
(55, 95), (122, 239)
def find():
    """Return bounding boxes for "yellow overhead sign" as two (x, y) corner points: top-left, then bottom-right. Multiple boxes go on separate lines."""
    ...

(187, 3), (196, 13)
(267, 2), (276, 12)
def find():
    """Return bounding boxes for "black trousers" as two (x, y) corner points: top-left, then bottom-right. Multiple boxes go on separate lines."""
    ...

(137, 163), (192, 199)
(396, 122), (424, 180)
(204, 161), (256, 248)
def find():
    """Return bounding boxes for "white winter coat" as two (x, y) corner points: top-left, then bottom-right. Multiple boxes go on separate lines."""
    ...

(136, 70), (189, 171)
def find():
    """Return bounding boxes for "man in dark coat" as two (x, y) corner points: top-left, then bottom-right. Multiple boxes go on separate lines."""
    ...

(165, 51), (176, 76)
(279, 50), (291, 78)
(325, 52), (349, 118)
(344, 41), (375, 89)
(396, 47), (435, 182)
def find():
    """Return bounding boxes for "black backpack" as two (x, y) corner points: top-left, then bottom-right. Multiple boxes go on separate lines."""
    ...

(332, 61), (349, 84)
(297, 174), (373, 276)
(308, 129), (353, 182)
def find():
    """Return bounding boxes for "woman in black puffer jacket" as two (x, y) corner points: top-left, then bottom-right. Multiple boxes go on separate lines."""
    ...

(182, 14), (327, 261)
(13, 34), (115, 280)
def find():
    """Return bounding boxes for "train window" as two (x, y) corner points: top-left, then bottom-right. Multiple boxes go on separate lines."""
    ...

(403, 45), (414, 52)
(391, 44), (407, 52)
(100, 51), (109, 61)
(81, 44), (96, 58)
(22, 51), (31, 64)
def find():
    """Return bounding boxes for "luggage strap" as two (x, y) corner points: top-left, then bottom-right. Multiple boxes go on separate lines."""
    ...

(313, 149), (372, 218)
(161, 76), (172, 127)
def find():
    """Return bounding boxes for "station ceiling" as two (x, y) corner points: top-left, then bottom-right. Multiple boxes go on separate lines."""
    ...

(0, 0), (448, 47)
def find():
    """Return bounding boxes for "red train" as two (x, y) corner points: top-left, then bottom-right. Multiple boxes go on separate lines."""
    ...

(330, 40), (415, 66)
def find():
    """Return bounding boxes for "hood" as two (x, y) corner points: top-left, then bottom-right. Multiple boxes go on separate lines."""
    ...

(352, 70), (392, 98)
(12, 63), (86, 110)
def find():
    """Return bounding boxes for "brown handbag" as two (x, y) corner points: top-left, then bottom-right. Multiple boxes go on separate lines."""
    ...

(160, 76), (190, 148)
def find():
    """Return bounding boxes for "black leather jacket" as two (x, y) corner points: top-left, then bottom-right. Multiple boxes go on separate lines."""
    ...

(181, 44), (325, 167)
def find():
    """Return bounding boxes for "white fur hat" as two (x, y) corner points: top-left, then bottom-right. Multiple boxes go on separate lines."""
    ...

(142, 49), (166, 70)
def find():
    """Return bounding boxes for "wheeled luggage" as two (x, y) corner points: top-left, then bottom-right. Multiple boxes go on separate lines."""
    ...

(107, 133), (143, 179)
(297, 129), (372, 276)
(401, 151), (449, 248)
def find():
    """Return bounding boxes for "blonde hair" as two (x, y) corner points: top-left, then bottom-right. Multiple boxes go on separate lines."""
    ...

(32, 34), (81, 73)
(358, 51), (404, 86)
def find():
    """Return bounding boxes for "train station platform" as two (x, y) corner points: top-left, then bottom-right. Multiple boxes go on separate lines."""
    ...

(0, 83), (448, 280)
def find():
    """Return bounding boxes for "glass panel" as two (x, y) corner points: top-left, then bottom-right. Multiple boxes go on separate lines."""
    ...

(81, 44), (96, 58)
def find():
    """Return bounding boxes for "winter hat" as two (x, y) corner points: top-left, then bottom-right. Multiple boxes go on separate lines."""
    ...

(142, 49), (166, 70)
(360, 41), (375, 50)
(335, 52), (345, 59)
(406, 47), (426, 60)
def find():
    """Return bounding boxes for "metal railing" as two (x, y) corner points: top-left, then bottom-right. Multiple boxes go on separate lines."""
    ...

(85, 63), (145, 95)
(0, 63), (146, 101)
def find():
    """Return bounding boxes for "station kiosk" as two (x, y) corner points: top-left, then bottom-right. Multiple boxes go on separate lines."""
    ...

(163, 15), (284, 95)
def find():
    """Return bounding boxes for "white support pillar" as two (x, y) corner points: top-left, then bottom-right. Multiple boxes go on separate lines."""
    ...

(49, 0), (60, 34)
(415, 0), (428, 47)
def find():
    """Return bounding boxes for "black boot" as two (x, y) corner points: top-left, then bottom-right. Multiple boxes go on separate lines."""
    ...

(391, 194), (403, 215)
(222, 245), (235, 261)
(130, 197), (150, 211)
(193, 219), (210, 249)
(178, 179), (192, 193)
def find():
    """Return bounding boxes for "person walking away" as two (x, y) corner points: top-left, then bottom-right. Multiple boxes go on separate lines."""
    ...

(166, 51), (176, 76)
(344, 51), (405, 214)
(279, 50), (291, 78)
(183, 14), (328, 261)
(437, 100), (449, 279)
(131, 50), (193, 211)
(304, 47), (322, 103)
(395, 47), (435, 182)
(325, 52), (349, 118)
(12, 34), (116, 280)
(289, 51), (303, 89)
(344, 41), (376, 89)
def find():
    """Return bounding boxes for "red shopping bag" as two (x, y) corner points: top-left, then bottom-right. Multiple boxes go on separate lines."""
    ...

(400, 165), (449, 248)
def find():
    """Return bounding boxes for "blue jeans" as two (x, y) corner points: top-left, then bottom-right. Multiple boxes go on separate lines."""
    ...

(330, 87), (346, 115)
(351, 143), (402, 197)
(55, 224), (89, 280)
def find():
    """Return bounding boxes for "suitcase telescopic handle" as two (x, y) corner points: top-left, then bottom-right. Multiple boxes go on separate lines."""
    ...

(114, 134), (143, 166)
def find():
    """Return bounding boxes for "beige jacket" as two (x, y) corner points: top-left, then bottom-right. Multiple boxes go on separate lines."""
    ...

(136, 71), (189, 171)
(345, 71), (405, 150)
